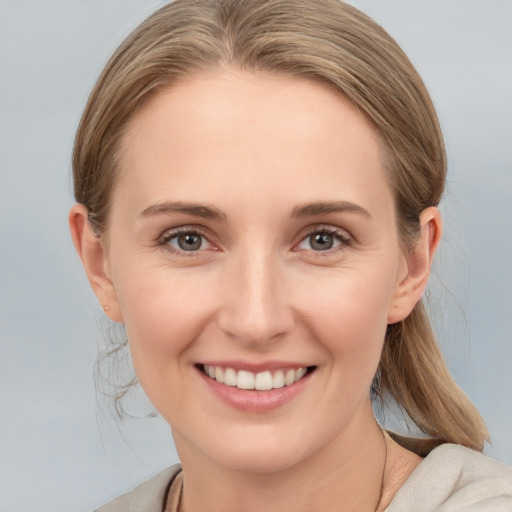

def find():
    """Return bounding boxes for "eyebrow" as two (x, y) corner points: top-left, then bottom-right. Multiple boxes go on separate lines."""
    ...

(140, 199), (371, 221)
(291, 200), (371, 219)
(140, 201), (227, 221)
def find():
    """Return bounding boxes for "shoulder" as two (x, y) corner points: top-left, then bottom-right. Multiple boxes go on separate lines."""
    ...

(386, 444), (512, 511)
(94, 464), (182, 512)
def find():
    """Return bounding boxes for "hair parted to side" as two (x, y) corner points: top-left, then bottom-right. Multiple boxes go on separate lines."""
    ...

(73, 0), (488, 449)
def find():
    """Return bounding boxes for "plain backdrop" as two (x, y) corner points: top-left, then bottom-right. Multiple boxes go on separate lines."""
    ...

(1, 1), (511, 511)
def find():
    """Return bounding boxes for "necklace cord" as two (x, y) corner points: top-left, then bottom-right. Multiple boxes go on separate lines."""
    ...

(374, 428), (389, 512)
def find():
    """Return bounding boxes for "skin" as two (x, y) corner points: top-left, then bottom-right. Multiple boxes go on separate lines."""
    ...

(70, 69), (441, 511)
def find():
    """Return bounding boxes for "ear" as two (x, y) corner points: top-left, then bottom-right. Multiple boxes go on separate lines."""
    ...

(387, 206), (442, 324)
(68, 204), (123, 322)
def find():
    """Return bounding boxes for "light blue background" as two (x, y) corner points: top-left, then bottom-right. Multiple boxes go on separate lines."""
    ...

(0, 1), (510, 511)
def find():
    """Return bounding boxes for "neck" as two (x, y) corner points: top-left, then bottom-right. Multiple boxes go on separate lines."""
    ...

(174, 405), (387, 512)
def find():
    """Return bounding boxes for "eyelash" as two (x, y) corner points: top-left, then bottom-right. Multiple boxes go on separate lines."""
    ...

(158, 227), (214, 257)
(157, 225), (352, 257)
(295, 226), (352, 256)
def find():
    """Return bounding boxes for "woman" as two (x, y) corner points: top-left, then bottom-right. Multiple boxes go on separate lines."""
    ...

(68, 0), (512, 510)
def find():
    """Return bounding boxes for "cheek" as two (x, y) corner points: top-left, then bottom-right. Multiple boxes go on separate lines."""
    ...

(301, 267), (394, 344)
(113, 264), (218, 383)
(298, 267), (395, 387)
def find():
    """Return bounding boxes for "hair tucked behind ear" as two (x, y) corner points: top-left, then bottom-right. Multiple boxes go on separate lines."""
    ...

(73, 0), (488, 449)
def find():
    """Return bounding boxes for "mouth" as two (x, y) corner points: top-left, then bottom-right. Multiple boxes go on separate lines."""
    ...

(198, 364), (316, 391)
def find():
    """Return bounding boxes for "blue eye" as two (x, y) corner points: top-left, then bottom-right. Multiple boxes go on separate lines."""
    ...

(163, 230), (211, 252)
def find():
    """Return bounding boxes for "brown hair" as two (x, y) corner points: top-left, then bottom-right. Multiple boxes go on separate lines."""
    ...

(73, 0), (488, 449)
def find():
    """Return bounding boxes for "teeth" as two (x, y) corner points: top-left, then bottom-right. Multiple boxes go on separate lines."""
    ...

(224, 368), (237, 386)
(237, 370), (255, 390)
(284, 369), (295, 386)
(295, 367), (307, 382)
(255, 371), (273, 391)
(272, 370), (285, 389)
(203, 365), (309, 390)
(215, 366), (224, 384)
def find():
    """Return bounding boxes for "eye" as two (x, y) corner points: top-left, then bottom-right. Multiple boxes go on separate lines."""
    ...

(160, 229), (212, 253)
(307, 232), (338, 251)
(296, 227), (351, 252)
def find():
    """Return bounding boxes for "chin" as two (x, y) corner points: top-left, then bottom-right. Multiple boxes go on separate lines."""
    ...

(213, 444), (308, 475)
(198, 423), (324, 475)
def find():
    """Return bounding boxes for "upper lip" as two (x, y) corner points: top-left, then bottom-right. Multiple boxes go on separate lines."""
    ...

(196, 360), (314, 373)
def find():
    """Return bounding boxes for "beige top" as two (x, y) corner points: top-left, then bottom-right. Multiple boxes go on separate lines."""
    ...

(95, 444), (512, 512)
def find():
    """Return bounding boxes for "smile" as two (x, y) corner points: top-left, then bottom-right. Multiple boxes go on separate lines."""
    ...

(201, 364), (312, 391)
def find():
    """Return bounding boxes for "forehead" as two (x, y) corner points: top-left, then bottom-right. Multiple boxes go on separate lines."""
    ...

(114, 69), (392, 217)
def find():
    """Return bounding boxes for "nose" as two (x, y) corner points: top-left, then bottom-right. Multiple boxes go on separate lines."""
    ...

(217, 249), (294, 348)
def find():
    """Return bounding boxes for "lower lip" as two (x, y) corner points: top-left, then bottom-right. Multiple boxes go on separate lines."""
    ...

(197, 367), (313, 413)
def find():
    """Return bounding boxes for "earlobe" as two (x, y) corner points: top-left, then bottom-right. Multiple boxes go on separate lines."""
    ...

(387, 207), (442, 324)
(68, 204), (123, 322)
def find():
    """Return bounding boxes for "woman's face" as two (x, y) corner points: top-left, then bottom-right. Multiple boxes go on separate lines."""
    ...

(103, 70), (412, 473)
